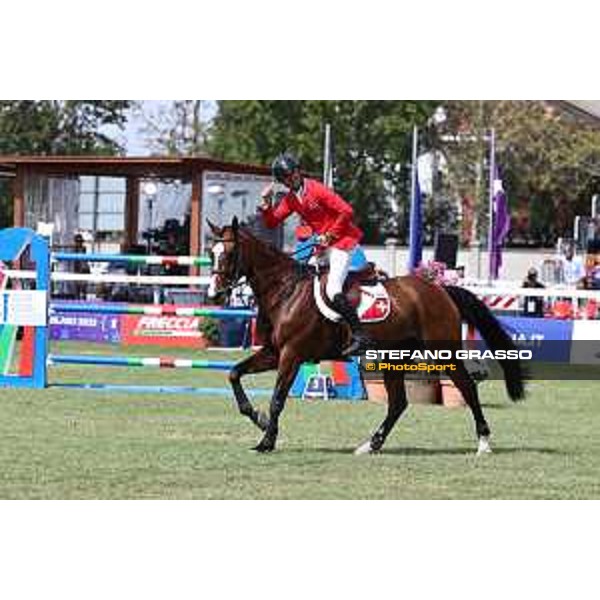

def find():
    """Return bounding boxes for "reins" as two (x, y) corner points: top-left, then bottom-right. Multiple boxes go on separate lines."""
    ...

(211, 230), (320, 305)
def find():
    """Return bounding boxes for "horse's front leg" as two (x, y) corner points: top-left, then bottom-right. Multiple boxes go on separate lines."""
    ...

(253, 350), (301, 453)
(229, 346), (278, 431)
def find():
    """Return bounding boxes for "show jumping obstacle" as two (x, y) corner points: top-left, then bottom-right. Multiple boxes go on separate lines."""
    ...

(0, 227), (271, 395)
(50, 303), (255, 318)
(48, 354), (238, 370)
(52, 252), (212, 267)
(0, 228), (50, 388)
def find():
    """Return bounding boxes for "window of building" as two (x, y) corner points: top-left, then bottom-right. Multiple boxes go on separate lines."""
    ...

(78, 176), (126, 243)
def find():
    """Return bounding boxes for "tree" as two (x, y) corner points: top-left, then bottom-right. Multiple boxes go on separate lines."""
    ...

(0, 101), (131, 155)
(207, 100), (438, 243)
(137, 101), (211, 156)
(0, 100), (131, 227)
(438, 101), (600, 246)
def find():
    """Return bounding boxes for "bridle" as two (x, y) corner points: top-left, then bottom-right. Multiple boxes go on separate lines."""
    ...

(211, 228), (243, 300)
(211, 226), (322, 302)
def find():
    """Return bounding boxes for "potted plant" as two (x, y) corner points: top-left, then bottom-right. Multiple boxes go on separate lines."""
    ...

(199, 316), (220, 347)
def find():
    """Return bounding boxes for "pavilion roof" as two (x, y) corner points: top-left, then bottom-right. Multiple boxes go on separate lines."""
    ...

(0, 155), (270, 181)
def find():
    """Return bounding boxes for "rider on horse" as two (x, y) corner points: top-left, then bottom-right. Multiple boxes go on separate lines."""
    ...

(259, 152), (373, 356)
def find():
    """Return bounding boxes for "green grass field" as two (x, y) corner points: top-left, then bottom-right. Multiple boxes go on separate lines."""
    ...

(0, 341), (599, 499)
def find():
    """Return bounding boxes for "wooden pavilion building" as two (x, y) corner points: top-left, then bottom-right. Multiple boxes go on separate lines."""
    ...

(0, 155), (270, 260)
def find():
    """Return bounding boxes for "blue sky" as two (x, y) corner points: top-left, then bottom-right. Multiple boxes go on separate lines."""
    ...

(114, 101), (217, 156)
(121, 103), (151, 155)
(112, 101), (166, 155)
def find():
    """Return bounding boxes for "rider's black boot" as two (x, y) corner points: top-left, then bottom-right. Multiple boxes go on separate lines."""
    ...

(331, 293), (373, 357)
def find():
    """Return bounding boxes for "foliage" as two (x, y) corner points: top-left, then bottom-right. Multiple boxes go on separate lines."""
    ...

(0, 101), (131, 155)
(208, 101), (439, 243)
(208, 100), (600, 246)
(199, 316), (220, 345)
(414, 260), (448, 285)
(0, 101), (130, 227)
(438, 101), (600, 245)
(136, 101), (210, 156)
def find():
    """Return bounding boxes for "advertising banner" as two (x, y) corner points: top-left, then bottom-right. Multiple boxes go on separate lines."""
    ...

(498, 316), (573, 362)
(570, 320), (600, 365)
(50, 312), (121, 343)
(0, 291), (47, 326)
(121, 311), (207, 348)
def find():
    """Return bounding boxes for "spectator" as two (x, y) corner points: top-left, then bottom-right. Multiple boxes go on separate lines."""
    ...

(585, 222), (600, 290)
(522, 267), (545, 318)
(72, 234), (90, 300)
(560, 242), (585, 287)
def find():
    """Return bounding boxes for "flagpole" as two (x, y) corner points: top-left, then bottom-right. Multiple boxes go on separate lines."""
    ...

(323, 122), (333, 187)
(408, 125), (421, 272)
(487, 127), (496, 282)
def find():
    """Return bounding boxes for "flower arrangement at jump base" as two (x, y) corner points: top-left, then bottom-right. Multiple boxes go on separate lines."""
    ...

(414, 260), (459, 286)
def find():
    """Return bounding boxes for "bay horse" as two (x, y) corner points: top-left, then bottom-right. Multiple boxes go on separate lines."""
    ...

(208, 218), (525, 455)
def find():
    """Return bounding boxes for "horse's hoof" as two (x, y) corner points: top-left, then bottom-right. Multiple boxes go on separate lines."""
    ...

(354, 440), (374, 455)
(476, 436), (493, 456)
(253, 441), (275, 453)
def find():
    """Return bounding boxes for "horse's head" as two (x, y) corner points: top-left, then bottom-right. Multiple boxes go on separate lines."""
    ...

(206, 217), (242, 299)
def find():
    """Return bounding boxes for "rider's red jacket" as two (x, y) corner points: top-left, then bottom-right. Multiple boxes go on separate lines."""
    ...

(260, 178), (363, 250)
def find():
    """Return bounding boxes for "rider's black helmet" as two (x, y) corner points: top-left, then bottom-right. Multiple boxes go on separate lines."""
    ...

(272, 152), (300, 183)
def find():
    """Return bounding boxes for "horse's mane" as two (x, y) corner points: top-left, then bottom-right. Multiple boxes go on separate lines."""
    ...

(232, 226), (313, 314)
(238, 226), (312, 278)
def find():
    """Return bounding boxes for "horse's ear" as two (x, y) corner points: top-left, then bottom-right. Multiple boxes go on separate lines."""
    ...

(206, 219), (221, 236)
(231, 216), (239, 232)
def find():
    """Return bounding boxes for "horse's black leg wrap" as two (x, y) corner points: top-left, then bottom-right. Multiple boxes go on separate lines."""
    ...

(229, 366), (268, 431)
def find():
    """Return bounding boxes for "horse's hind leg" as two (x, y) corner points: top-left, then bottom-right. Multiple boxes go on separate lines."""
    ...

(445, 360), (492, 455)
(355, 373), (408, 455)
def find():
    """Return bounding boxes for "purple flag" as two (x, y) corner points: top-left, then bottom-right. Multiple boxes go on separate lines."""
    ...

(490, 166), (511, 279)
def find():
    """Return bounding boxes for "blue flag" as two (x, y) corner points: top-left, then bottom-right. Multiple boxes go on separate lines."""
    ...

(408, 171), (423, 272)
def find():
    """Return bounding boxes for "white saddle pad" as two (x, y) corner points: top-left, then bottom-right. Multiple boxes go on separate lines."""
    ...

(313, 277), (391, 323)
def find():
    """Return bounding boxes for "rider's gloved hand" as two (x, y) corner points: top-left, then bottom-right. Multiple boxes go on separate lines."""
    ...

(260, 183), (275, 210)
(317, 232), (335, 247)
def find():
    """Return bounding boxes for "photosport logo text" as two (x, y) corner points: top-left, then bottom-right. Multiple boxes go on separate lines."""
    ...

(360, 348), (533, 375)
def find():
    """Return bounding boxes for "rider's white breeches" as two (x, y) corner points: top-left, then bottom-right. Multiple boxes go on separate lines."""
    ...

(323, 247), (352, 300)
(308, 247), (352, 299)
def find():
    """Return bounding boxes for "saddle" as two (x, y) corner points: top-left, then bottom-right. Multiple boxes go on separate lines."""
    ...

(315, 262), (387, 291)
(314, 262), (391, 323)
(347, 263), (382, 287)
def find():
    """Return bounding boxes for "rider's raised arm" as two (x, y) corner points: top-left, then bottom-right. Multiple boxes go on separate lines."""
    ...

(260, 193), (294, 229)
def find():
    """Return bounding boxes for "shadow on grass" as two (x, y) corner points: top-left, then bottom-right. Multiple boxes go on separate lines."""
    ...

(479, 402), (518, 410)
(292, 445), (563, 456)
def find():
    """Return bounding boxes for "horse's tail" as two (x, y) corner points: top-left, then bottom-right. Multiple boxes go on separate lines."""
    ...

(444, 285), (526, 401)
